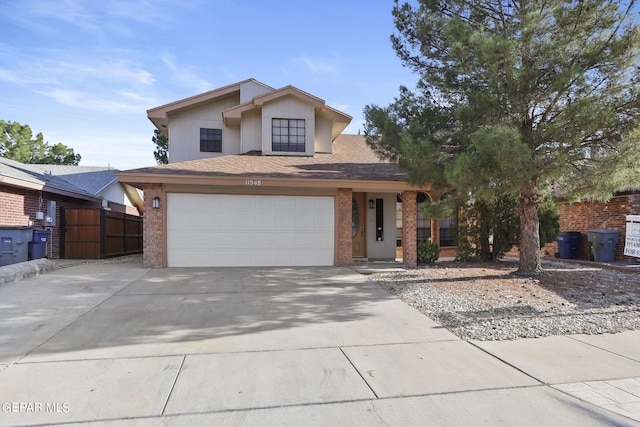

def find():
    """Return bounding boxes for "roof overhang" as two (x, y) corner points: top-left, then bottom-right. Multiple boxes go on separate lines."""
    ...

(121, 183), (144, 214)
(147, 79), (271, 136)
(222, 85), (352, 137)
(1, 171), (102, 202)
(0, 174), (43, 191)
(116, 171), (429, 193)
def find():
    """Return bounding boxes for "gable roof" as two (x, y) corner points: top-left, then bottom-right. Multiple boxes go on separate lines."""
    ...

(222, 85), (352, 140)
(117, 134), (427, 192)
(147, 79), (352, 140)
(0, 157), (115, 202)
(147, 78), (273, 132)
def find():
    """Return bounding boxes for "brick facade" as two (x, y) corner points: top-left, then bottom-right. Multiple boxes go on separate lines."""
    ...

(402, 191), (418, 267)
(143, 183), (165, 268)
(0, 184), (40, 226)
(140, 185), (450, 268)
(335, 188), (353, 266)
(541, 193), (640, 261)
(0, 184), (103, 259)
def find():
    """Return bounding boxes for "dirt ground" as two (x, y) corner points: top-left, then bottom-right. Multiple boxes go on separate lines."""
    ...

(429, 260), (640, 307)
(370, 259), (640, 340)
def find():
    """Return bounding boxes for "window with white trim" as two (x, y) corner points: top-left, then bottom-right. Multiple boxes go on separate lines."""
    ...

(272, 118), (305, 152)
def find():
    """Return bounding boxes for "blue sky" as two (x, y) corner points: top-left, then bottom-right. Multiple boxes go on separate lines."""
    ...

(0, 0), (417, 170)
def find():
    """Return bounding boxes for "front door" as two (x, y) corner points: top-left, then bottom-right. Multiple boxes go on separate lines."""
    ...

(352, 193), (366, 257)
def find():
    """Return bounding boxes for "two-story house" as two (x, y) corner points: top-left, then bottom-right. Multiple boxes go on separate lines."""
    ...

(118, 79), (445, 268)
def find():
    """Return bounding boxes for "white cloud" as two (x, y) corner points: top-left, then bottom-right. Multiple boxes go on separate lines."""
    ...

(0, 43), (158, 113)
(8, 0), (188, 38)
(0, 69), (21, 84)
(161, 55), (214, 93)
(35, 88), (154, 113)
(329, 102), (350, 112)
(295, 55), (339, 74)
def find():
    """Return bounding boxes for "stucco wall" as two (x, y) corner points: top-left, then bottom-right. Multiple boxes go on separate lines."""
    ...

(261, 97), (315, 156)
(168, 95), (241, 162)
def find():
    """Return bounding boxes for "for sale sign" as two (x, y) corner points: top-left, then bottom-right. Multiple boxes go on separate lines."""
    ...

(624, 215), (640, 258)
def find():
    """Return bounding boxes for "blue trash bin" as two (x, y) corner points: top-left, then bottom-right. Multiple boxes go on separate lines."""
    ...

(556, 232), (582, 259)
(28, 229), (49, 260)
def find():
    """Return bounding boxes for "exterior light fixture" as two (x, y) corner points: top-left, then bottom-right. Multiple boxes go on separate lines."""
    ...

(152, 196), (160, 209)
(368, 199), (375, 209)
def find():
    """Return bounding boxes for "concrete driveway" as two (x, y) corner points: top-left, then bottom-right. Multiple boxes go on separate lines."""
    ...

(0, 261), (638, 426)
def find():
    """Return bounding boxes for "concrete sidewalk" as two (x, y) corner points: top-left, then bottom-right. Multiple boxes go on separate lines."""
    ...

(0, 262), (638, 425)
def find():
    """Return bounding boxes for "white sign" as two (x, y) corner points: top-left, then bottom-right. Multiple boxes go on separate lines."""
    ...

(624, 215), (640, 258)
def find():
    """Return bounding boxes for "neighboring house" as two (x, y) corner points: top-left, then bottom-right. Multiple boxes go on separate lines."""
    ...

(0, 157), (143, 259)
(118, 78), (452, 268)
(542, 191), (640, 261)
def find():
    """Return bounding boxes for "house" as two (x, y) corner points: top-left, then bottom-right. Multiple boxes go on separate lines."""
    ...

(542, 191), (640, 261)
(0, 157), (143, 259)
(117, 79), (456, 268)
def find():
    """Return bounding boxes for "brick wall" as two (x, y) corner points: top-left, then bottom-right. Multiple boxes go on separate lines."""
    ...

(143, 183), (164, 268)
(335, 188), (352, 266)
(0, 184), (39, 225)
(541, 194), (640, 261)
(402, 191), (417, 267)
(0, 184), (102, 258)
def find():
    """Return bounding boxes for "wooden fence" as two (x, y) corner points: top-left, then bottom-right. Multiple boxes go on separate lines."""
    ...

(61, 208), (143, 259)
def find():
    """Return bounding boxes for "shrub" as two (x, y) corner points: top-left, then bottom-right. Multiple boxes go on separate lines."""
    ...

(417, 238), (440, 264)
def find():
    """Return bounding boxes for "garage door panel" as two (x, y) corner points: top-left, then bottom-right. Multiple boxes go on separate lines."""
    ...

(167, 194), (334, 267)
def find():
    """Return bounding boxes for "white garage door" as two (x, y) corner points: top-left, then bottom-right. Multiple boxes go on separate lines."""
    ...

(167, 194), (335, 267)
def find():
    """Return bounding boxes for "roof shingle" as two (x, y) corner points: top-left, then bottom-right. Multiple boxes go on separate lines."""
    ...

(123, 134), (405, 182)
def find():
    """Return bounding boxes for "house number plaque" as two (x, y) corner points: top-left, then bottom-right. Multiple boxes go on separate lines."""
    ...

(245, 179), (262, 186)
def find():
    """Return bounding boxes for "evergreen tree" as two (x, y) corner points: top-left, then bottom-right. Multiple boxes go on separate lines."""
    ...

(0, 120), (80, 165)
(152, 129), (168, 165)
(365, 0), (640, 275)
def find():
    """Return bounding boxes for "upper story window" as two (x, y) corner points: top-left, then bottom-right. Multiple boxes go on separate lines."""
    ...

(200, 128), (222, 153)
(272, 118), (305, 152)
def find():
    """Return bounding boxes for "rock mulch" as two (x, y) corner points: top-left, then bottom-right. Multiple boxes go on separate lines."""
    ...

(370, 260), (640, 341)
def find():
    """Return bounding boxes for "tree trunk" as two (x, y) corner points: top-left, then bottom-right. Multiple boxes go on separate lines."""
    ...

(517, 180), (542, 276)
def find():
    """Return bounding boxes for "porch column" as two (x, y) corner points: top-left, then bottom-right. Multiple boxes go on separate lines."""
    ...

(143, 183), (165, 268)
(402, 191), (417, 267)
(336, 188), (352, 266)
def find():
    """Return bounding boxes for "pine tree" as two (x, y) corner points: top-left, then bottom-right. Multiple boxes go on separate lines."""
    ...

(365, 0), (640, 275)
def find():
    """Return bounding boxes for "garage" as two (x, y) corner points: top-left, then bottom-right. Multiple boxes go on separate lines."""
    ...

(167, 194), (335, 267)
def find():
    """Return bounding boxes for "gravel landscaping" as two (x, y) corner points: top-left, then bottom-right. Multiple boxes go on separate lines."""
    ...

(370, 260), (640, 341)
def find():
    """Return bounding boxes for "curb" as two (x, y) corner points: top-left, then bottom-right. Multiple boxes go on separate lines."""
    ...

(0, 259), (58, 286)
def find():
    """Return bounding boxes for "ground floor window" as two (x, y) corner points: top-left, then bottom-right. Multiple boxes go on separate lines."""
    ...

(439, 191), (457, 247)
(417, 192), (431, 241)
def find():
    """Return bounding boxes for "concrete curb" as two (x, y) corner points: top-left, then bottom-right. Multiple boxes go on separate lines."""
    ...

(0, 259), (58, 286)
